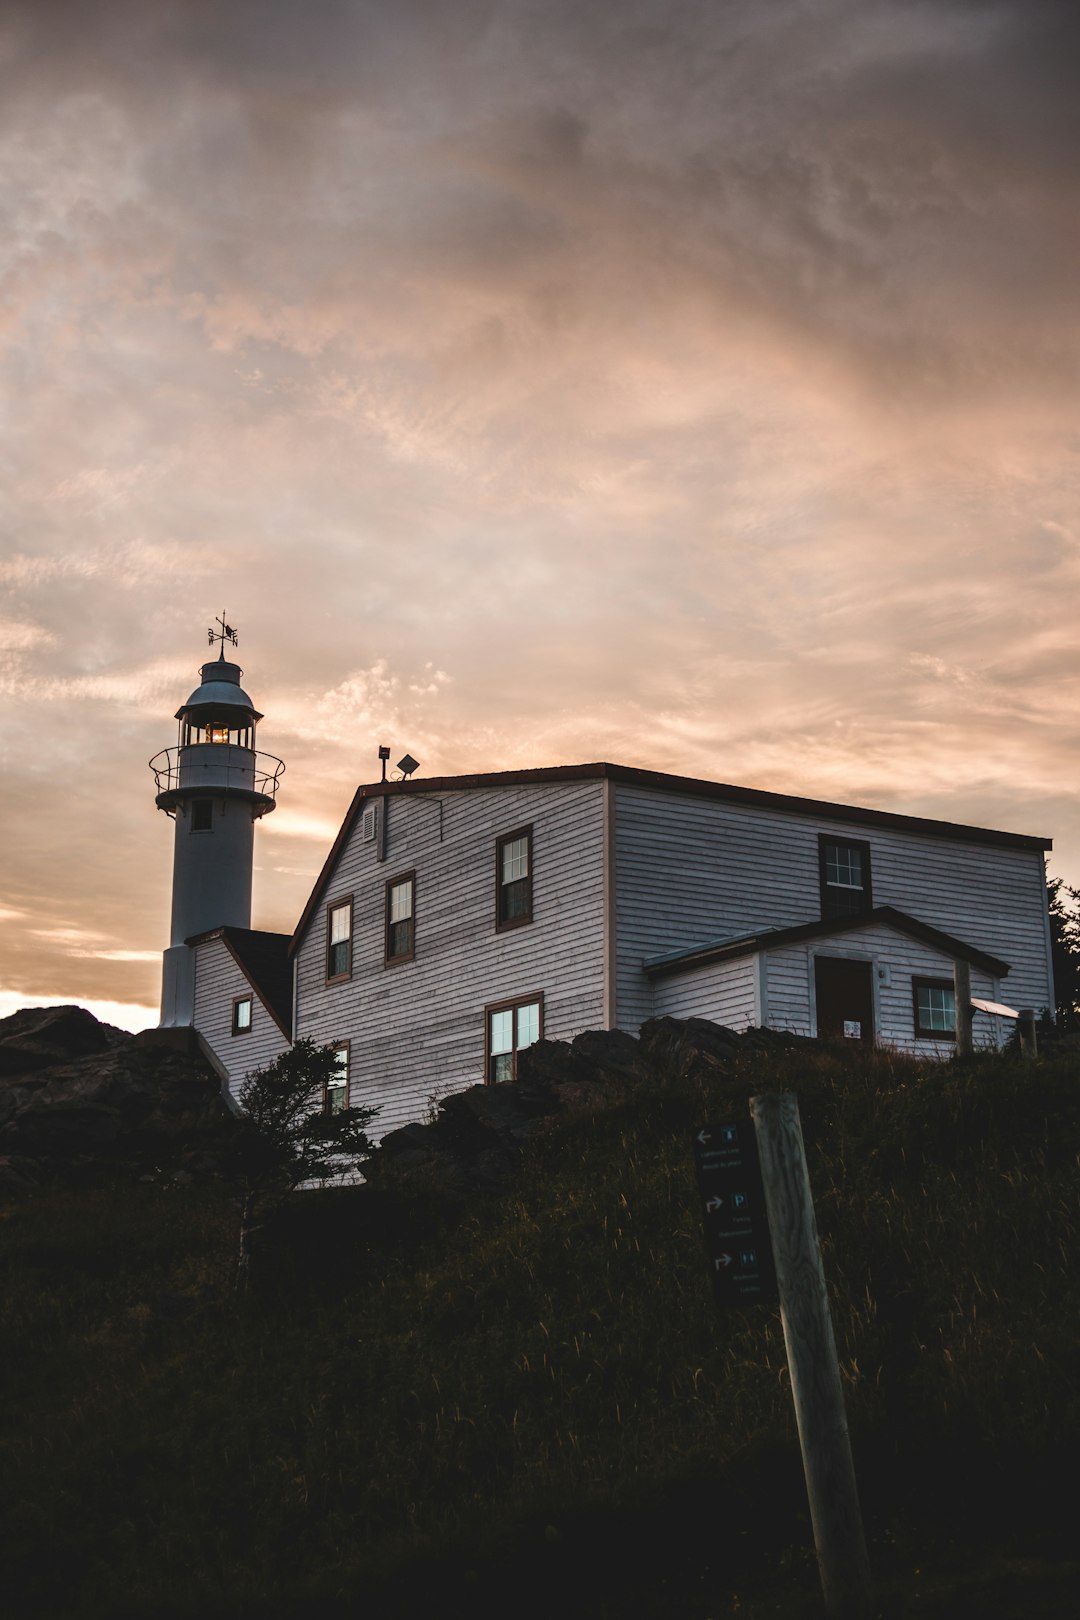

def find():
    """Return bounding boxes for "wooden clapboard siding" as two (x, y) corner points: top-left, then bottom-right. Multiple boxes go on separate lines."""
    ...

(293, 779), (606, 1142)
(613, 784), (1052, 1034)
(764, 922), (1006, 1053)
(192, 937), (291, 1102)
(653, 954), (758, 1027)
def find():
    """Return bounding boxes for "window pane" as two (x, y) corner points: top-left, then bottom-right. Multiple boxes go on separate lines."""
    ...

(390, 880), (413, 923)
(388, 917), (413, 958)
(235, 999), (251, 1030)
(330, 905), (350, 944)
(501, 836), (529, 884)
(502, 878), (529, 920)
(491, 1051), (514, 1083)
(826, 845), (863, 889)
(490, 1009), (513, 1055)
(918, 985), (955, 1033)
(517, 1001), (540, 1050)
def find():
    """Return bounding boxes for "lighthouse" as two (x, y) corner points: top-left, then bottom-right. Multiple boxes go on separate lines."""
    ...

(150, 617), (284, 1026)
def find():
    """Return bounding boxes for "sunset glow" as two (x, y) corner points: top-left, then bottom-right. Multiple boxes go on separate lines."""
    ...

(1, 1), (1077, 1029)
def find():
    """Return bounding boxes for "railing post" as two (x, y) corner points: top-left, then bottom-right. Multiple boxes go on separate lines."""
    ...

(1017, 1008), (1038, 1060)
(953, 959), (973, 1055)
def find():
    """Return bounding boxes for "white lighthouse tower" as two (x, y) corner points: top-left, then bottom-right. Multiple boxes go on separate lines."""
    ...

(150, 617), (284, 1026)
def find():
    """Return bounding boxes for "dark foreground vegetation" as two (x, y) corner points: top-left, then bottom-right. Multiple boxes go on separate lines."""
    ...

(2, 1029), (1078, 1619)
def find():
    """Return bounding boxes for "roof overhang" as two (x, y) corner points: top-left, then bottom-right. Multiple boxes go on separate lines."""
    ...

(644, 906), (1011, 982)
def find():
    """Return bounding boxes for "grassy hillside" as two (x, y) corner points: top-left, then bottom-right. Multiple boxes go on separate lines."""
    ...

(2, 1039), (1078, 1618)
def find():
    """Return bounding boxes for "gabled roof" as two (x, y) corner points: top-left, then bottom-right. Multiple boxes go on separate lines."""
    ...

(186, 926), (292, 1036)
(289, 761), (1050, 955)
(643, 906), (1011, 981)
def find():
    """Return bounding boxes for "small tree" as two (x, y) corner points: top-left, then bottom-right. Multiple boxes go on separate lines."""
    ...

(232, 1038), (378, 1293)
(1047, 876), (1080, 1032)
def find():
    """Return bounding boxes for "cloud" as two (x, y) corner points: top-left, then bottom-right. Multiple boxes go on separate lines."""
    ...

(1, 0), (1078, 1012)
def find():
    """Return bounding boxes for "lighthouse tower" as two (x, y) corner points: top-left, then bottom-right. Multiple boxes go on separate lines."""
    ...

(150, 618), (284, 1026)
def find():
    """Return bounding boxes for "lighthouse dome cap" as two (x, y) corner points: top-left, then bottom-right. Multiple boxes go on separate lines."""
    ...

(175, 658), (263, 722)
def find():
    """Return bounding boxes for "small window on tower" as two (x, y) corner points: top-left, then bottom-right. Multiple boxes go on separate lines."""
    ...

(232, 996), (252, 1036)
(191, 799), (213, 832)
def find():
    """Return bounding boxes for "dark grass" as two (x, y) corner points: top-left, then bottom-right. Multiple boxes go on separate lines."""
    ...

(2, 1041), (1078, 1618)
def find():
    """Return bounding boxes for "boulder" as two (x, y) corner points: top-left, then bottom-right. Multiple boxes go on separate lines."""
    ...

(0, 1008), (230, 1183)
(0, 1004), (127, 1077)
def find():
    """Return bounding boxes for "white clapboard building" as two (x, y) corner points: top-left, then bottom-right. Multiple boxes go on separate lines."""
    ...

(152, 640), (1055, 1135)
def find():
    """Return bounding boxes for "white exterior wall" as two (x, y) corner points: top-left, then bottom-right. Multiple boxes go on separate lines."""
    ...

(763, 923), (1007, 1054)
(652, 954), (759, 1028)
(192, 937), (291, 1103)
(293, 780), (606, 1142)
(612, 783), (1051, 1034)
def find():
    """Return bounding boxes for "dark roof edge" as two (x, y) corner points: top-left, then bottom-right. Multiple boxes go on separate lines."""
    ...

(186, 926), (293, 1037)
(289, 761), (1050, 955)
(344, 762), (1051, 851)
(645, 906), (1010, 981)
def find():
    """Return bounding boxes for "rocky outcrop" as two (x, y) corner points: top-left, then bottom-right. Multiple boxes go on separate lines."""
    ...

(0, 1008), (230, 1190)
(366, 1019), (809, 1195)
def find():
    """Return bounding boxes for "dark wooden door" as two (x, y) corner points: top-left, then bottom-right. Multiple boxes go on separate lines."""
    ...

(814, 956), (875, 1043)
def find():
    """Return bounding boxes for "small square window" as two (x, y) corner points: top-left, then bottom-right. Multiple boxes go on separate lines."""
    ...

(326, 899), (353, 982)
(485, 994), (543, 1083)
(385, 872), (415, 964)
(324, 1045), (349, 1114)
(496, 827), (533, 930)
(913, 978), (956, 1040)
(819, 836), (872, 919)
(232, 996), (252, 1036)
(191, 799), (213, 832)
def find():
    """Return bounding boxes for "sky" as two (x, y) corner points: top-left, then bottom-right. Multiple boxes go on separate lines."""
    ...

(1, 0), (1078, 1032)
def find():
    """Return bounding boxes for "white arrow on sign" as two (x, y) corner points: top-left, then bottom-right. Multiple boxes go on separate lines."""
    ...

(705, 1196), (724, 1213)
(696, 1130), (711, 1146)
(715, 1253), (734, 1270)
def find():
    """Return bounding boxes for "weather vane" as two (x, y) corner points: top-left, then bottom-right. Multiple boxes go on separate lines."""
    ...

(208, 612), (239, 652)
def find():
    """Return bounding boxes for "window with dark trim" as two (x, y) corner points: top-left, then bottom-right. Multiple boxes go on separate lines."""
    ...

(326, 898), (353, 983)
(191, 798), (213, 832)
(496, 827), (533, 930)
(385, 872), (416, 965)
(819, 835), (872, 919)
(232, 995), (252, 1036)
(485, 992), (543, 1083)
(324, 1043), (350, 1113)
(912, 977), (956, 1040)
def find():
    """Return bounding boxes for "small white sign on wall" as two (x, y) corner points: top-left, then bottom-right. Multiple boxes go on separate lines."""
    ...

(843, 1020), (861, 1039)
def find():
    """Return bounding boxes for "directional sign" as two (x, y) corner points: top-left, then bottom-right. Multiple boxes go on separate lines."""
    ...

(692, 1122), (778, 1308)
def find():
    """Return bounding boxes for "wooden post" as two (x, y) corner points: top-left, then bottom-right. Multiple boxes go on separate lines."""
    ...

(1017, 1008), (1038, 1060)
(953, 959), (973, 1055)
(751, 1093), (872, 1620)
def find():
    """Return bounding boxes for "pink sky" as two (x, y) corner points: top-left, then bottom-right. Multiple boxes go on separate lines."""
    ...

(1, 1), (1077, 1030)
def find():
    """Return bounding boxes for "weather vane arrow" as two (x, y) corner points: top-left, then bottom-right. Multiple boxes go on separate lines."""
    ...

(208, 611), (239, 651)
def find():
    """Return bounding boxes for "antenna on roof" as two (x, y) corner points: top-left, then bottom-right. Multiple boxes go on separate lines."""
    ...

(397, 753), (420, 779)
(208, 612), (239, 658)
(378, 744), (391, 783)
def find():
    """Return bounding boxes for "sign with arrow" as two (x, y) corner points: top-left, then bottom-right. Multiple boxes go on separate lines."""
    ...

(692, 1122), (778, 1308)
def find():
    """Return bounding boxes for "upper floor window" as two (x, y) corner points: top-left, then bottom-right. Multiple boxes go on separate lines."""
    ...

(496, 827), (533, 930)
(191, 799), (213, 832)
(324, 1044), (349, 1113)
(326, 898), (353, 983)
(913, 978), (956, 1040)
(232, 995), (252, 1036)
(819, 836), (872, 920)
(486, 994), (543, 1083)
(385, 873), (416, 965)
